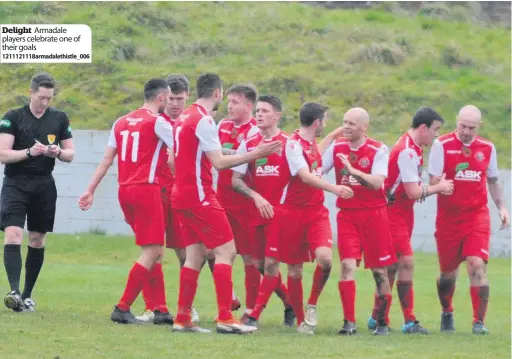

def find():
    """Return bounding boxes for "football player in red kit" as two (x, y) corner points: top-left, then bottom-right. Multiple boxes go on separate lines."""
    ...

(322, 108), (397, 336)
(368, 107), (453, 333)
(78, 79), (175, 324)
(429, 105), (509, 334)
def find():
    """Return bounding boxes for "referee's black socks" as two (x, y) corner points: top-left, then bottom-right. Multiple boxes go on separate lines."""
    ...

(3, 244), (22, 293)
(22, 246), (45, 300)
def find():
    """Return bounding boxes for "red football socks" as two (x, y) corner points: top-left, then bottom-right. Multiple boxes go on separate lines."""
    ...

(397, 280), (416, 323)
(150, 263), (168, 313)
(245, 264), (261, 311)
(338, 280), (356, 322)
(287, 276), (305, 325)
(470, 285), (489, 323)
(213, 263), (234, 321)
(437, 277), (456, 313)
(117, 262), (150, 311)
(374, 293), (392, 325)
(175, 266), (199, 323)
(251, 274), (279, 320)
(307, 265), (331, 306)
(274, 272), (291, 308)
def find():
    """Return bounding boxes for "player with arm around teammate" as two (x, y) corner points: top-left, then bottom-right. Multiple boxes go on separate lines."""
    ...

(170, 73), (281, 334)
(367, 107), (454, 333)
(322, 107), (398, 335)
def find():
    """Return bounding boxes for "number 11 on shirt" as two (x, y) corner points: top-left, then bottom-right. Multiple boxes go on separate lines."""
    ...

(120, 130), (140, 162)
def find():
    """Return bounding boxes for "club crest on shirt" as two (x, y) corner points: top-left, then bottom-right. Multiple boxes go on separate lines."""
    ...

(358, 157), (370, 168)
(349, 152), (358, 163)
(462, 146), (472, 157)
(231, 128), (239, 139)
(475, 151), (485, 162)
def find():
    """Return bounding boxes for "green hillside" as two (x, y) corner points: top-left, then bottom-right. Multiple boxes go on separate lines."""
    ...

(0, 2), (510, 166)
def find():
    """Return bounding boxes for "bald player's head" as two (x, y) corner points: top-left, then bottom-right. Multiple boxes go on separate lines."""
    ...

(456, 104), (482, 143)
(342, 107), (370, 142)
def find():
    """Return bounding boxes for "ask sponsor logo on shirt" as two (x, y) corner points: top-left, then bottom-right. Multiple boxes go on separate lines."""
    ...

(455, 162), (482, 182)
(255, 157), (280, 176)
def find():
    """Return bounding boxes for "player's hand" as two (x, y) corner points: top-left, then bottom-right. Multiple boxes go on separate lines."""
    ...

(30, 142), (48, 157)
(328, 126), (345, 140)
(334, 185), (354, 199)
(255, 140), (282, 157)
(438, 173), (454, 195)
(45, 144), (61, 158)
(78, 191), (94, 211)
(499, 207), (510, 230)
(338, 154), (354, 174)
(254, 193), (274, 219)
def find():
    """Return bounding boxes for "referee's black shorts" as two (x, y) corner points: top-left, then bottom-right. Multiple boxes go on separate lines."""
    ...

(0, 175), (57, 233)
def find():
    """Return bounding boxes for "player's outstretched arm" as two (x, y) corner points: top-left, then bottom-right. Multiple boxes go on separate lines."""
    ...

(206, 142), (281, 171)
(318, 126), (343, 156)
(296, 167), (353, 199)
(197, 115), (281, 170)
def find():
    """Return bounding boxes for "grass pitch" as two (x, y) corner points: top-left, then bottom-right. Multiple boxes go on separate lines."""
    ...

(0, 233), (509, 359)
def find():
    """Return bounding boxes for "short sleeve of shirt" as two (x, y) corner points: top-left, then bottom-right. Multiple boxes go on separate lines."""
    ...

(371, 145), (389, 177)
(107, 120), (118, 148)
(322, 143), (334, 174)
(487, 144), (499, 178)
(59, 112), (73, 141)
(285, 140), (308, 176)
(0, 110), (18, 136)
(428, 139), (444, 177)
(196, 116), (221, 152)
(155, 117), (174, 149)
(232, 140), (248, 174)
(397, 148), (420, 183)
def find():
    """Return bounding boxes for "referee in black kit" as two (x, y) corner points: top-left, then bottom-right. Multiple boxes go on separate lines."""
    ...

(0, 73), (74, 312)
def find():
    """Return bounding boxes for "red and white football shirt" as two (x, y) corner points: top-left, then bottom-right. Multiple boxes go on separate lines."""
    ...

(323, 136), (388, 209)
(428, 132), (498, 217)
(171, 104), (222, 209)
(385, 132), (423, 209)
(233, 130), (290, 225)
(107, 108), (174, 186)
(217, 118), (258, 210)
(281, 130), (324, 207)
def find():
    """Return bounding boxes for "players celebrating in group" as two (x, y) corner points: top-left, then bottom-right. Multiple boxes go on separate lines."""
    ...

(78, 72), (509, 336)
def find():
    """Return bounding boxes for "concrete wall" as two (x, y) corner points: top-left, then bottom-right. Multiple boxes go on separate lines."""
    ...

(4, 130), (510, 257)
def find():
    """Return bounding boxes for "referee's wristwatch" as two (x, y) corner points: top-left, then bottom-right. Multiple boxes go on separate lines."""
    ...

(26, 148), (32, 158)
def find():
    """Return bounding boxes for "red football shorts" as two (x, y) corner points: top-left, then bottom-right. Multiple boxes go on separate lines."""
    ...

(226, 208), (251, 256)
(161, 186), (185, 249)
(279, 205), (332, 265)
(387, 205), (414, 257)
(248, 216), (281, 261)
(174, 205), (233, 250)
(337, 207), (396, 269)
(118, 184), (164, 247)
(435, 206), (491, 273)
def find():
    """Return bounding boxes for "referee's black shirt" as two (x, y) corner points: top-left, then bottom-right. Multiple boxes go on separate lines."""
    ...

(0, 105), (73, 177)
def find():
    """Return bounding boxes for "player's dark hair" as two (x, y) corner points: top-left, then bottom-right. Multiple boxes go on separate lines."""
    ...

(257, 95), (282, 112)
(30, 73), (55, 92)
(143, 78), (169, 101)
(227, 84), (258, 105)
(166, 74), (189, 94)
(411, 107), (444, 129)
(299, 102), (329, 127)
(196, 73), (222, 99)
